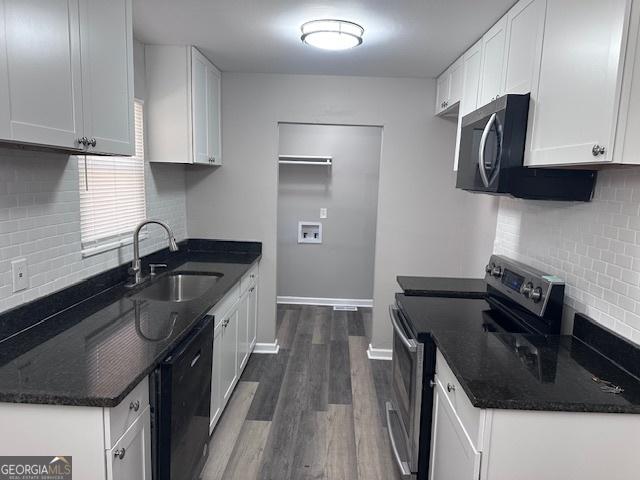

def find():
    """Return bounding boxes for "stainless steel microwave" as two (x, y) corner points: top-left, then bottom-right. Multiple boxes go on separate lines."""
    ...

(456, 94), (596, 201)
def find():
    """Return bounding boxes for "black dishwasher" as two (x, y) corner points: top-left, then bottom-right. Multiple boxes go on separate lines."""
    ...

(151, 315), (213, 480)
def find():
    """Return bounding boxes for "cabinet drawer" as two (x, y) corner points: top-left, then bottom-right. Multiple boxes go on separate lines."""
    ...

(106, 406), (152, 480)
(104, 376), (150, 448)
(208, 284), (240, 327)
(435, 349), (481, 442)
(240, 263), (258, 294)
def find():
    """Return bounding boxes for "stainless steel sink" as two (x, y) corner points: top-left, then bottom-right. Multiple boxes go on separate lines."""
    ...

(133, 272), (223, 303)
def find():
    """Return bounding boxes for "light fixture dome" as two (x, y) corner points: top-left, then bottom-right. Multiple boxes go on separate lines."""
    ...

(301, 19), (364, 50)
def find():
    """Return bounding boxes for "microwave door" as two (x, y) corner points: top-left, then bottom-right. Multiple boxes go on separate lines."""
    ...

(478, 113), (503, 188)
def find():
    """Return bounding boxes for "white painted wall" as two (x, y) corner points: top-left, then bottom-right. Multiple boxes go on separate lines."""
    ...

(495, 168), (640, 345)
(186, 73), (499, 349)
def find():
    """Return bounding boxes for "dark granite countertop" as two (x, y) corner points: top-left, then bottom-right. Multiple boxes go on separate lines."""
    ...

(433, 330), (640, 413)
(0, 240), (260, 408)
(396, 293), (640, 414)
(397, 276), (486, 298)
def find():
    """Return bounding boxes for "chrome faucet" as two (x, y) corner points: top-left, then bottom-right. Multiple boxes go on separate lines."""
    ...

(126, 219), (179, 288)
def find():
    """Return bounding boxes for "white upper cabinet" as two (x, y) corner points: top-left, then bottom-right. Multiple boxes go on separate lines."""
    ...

(449, 59), (465, 107)
(146, 45), (222, 165)
(1, 0), (84, 150)
(435, 72), (451, 115)
(79, 0), (134, 156)
(460, 41), (484, 118)
(191, 49), (210, 165)
(478, 16), (508, 107)
(527, 0), (631, 166)
(0, 0), (133, 155)
(435, 57), (464, 115)
(502, 0), (546, 95)
(454, 40), (484, 171)
(207, 66), (222, 164)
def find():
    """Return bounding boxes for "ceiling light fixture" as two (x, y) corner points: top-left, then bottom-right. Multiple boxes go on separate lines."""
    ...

(300, 19), (364, 51)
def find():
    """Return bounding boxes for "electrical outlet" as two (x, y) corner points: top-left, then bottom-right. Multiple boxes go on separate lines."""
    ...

(320, 208), (327, 219)
(12, 258), (28, 292)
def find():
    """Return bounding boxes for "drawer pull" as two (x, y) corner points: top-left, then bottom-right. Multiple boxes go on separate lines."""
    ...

(114, 448), (126, 460)
(129, 400), (140, 412)
(447, 382), (456, 393)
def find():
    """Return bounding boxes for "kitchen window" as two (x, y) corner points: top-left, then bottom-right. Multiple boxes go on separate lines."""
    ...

(79, 100), (146, 256)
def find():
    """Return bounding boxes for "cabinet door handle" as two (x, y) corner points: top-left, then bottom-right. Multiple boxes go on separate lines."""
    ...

(447, 382), (456, 393)
(77, 136), (88, 147)
(592, 144), (606, 156)
(114, 448), (126, 460)
(89, 138), (97, 148)
(129, 400), (140, 412)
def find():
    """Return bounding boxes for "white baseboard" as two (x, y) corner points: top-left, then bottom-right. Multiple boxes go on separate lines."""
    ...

(367, 343), (392, 361)
(253, 340), (280, 354)
(277, 296), (373, 308)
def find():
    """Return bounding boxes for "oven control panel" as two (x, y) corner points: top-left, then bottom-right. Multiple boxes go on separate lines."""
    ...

(484, 255), (564, 318)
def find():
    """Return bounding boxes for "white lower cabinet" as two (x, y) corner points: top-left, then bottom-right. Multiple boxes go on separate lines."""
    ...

(210, 319), (224, 428)
(237, 291), (250, 372)
(106, 406), (152, 480)
(248, 282), (258, 351)
(0, 377), (152, 480)
(208, 261), (260, 434)
(430, 350), (640, 480)
(221, 307), (239, 404)
(429, 380), (481, 480)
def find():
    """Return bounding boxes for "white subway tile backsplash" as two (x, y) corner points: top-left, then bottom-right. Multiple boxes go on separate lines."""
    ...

(494, 168), (640, 344)
(0, 147), (187, 313)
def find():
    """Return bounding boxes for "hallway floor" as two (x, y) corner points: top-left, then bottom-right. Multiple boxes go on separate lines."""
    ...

(201, 304), (401, 480)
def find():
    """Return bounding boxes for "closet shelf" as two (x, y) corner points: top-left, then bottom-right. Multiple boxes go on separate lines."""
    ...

(278, 155), (332, 166)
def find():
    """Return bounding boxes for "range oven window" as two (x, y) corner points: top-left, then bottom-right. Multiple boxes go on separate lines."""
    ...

(502, 269), (524, 292)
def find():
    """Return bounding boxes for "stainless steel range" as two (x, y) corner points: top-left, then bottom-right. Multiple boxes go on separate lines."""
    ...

(386, 255), (565, 479)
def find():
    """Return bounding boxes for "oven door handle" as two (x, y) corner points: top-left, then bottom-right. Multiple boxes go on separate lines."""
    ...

(389, 305), (418, 352)
(385, 401), (413, 477)
(478, 112), (496, 188)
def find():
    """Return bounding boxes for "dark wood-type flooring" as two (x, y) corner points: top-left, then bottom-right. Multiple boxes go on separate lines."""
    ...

(201, 304), (401, 480)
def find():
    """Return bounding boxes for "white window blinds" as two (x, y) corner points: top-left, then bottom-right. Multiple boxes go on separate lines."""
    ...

(79, 100), (146, 252)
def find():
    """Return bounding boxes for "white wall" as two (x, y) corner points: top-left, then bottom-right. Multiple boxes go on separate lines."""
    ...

(0, 39), (187, 313)
(495, 168), (640, 345)
(186, 73), (498, 349)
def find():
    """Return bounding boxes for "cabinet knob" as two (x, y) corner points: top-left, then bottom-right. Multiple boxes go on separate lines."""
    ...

(89, 138), (97, 148)
(77, 136), (88, 147)
(592, 144), (606, 156)
(114, 448), (126, 460)
(447, 382), (456, 393)
(129, 400), (140, 412)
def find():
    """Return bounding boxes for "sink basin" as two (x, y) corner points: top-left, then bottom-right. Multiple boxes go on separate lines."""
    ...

(133, 272), (223, 303)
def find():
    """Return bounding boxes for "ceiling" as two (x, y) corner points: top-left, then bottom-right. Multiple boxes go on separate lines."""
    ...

(133, 0), (516, 78)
